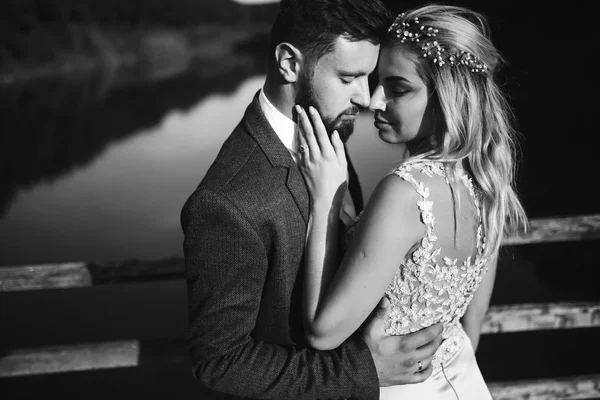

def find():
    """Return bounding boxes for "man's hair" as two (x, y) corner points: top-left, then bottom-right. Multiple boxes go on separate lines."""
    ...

(267, 0), (392, 69)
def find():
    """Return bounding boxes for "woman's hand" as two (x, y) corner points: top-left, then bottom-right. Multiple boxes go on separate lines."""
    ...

(295, 105), (348, 211)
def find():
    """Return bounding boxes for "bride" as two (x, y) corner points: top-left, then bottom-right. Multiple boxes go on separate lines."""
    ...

(295, 4), (528, 399)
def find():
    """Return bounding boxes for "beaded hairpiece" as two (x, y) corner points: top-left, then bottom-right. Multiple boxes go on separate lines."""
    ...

(388, 13), (488, 75)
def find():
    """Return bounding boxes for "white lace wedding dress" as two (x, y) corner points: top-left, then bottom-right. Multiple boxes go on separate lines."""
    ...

(346, 160), (493, 400)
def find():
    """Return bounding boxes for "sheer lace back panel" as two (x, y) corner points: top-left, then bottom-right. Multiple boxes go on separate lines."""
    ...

(345, 160), (488, 369)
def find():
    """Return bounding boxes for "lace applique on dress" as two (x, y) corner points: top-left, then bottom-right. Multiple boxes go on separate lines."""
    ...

(345, 160), (489, 370)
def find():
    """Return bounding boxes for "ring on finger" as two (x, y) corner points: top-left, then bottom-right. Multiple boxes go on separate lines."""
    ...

(299, 144), (308, 153)
(417, 360), (423, 372)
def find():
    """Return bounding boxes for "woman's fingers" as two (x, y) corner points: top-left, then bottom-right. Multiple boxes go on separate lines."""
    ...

(296, 105), (345, 167)
(331, 130), (347, 168)
(295, 105), (319, 159)
(307, 106), (335, 158)
(297, 124), (309, 162)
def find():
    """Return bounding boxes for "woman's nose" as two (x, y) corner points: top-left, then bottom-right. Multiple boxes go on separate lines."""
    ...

(369, 85), (386, 112)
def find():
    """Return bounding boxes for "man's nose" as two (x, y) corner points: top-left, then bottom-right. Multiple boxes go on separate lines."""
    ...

(352, 77), (371, 109)
(369, 85), (385, 112)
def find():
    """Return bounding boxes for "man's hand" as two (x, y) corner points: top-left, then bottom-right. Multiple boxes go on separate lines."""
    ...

(362, 297), (443, 386)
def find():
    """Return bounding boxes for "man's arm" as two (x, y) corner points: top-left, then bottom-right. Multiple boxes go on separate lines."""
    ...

(182, 189), (379, 399)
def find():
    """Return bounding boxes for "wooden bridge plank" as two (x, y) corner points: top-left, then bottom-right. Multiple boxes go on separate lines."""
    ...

(481, 302), (600, 334)
(0, 262), (91, 291)
(1, 336), (598, 400)
(0, 340), (139, 377)
(4, 302), (595, 378)
(0, 258), (184, 292)
(489, 374), (600, 400)
(0, 214), (599, 292)
(503, 214), (600, 245)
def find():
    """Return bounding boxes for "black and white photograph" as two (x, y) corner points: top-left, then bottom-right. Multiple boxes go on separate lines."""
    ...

(1, 1), (597, 399)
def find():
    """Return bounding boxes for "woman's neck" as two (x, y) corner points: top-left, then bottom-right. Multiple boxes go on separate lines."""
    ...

(405, 136), (433, 156)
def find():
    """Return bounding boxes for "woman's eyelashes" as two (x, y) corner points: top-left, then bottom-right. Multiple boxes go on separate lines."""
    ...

(386, 85), (409, 97)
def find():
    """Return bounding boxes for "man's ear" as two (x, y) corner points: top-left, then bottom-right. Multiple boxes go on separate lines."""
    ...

(274, 42), (304, 83)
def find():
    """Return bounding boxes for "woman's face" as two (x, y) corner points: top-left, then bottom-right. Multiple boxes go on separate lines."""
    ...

(370, 45), (435, 146)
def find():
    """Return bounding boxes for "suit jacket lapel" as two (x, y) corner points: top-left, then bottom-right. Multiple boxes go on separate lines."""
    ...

(243, 91), (309, 223)
(285, 168), (309, 223)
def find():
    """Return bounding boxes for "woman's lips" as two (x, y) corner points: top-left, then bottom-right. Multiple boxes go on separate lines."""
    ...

(374, 117), (390, 129)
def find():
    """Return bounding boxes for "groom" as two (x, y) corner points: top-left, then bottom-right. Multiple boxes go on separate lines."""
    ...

(181, 1), (443, 398)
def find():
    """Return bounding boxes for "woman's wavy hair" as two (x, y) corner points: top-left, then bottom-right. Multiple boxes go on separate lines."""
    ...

(384, 4), (528, 257)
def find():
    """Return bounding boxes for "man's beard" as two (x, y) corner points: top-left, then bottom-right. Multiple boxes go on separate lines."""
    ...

(295, 68), (362, 143)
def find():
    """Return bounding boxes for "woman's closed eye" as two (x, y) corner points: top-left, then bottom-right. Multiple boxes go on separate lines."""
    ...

(391, 87), (409, 96)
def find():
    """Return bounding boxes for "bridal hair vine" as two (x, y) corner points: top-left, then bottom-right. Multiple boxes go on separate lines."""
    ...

(388, 13), (488, 75)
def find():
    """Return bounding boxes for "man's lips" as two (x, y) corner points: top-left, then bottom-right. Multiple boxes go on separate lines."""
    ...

(342, 107), (362, 118)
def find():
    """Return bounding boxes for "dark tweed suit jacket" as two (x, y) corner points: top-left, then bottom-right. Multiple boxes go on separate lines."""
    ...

(181, 92), (379, 399)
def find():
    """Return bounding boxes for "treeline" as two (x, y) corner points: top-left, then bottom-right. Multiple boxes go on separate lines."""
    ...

(1, 0), (278, 27)
(0, 0), (275, 218)
(0, 0), (278, 64)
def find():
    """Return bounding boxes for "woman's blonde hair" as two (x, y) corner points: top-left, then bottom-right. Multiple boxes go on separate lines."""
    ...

(385, 4), (528, 257)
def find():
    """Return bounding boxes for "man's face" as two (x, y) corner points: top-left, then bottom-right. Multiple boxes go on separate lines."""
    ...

(296, 37), (380, 142)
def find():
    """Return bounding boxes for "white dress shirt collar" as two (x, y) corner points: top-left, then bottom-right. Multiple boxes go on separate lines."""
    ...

(258, 88), (298, 159)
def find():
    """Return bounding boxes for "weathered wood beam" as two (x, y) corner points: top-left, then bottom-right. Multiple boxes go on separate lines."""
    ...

(1, 214), (599, 292)
(0, 262), (92, 291)
(0, 258), (184, 292)
(1, 301), (598, 377)
(2, 338), (598, 400)
(0, 340), (139, 377)
(0, 337), (187, 378)
(488, 374), (600, 400)
(503, 214), (600, 245)
(482, 301), (600, 334)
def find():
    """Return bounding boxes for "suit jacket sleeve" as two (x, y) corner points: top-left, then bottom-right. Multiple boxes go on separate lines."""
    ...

(182, 189), (380, 400)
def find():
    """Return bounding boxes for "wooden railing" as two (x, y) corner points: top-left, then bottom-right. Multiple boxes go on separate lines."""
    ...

(1, 213), (600, 399)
